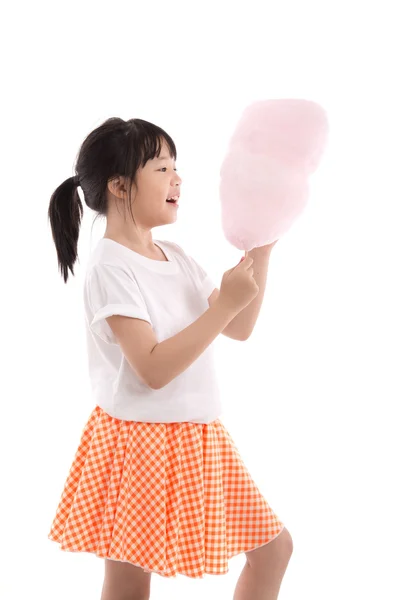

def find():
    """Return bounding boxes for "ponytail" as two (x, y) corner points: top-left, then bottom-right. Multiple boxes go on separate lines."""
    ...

(48, 176), (83, 283)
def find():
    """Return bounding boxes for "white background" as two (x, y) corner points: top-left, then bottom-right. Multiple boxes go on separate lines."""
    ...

(1, 0), (399, 598)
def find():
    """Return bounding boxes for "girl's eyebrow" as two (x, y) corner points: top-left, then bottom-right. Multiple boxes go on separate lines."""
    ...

(156, 156), (174, 161)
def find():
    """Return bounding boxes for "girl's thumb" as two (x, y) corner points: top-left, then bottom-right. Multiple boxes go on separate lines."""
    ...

(227, 251), (247, 274)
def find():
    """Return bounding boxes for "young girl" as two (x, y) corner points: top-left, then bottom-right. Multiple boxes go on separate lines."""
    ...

(47, 117), (293, 600)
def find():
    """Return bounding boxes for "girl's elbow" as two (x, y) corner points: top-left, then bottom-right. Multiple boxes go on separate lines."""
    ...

(238, 330), (252, 341)
(146, 372), (169, 390)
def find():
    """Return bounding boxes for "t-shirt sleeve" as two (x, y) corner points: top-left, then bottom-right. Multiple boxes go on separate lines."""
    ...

(86, 264), (152, 345)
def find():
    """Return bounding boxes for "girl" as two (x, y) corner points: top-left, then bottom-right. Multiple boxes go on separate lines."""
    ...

(47, 117), (293, 600)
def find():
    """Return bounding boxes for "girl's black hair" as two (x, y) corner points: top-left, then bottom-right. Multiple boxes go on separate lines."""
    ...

(48, 117), (177, 283)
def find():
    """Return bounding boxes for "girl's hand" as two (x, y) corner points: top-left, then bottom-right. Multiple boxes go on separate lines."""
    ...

(219, 254), (259, 313)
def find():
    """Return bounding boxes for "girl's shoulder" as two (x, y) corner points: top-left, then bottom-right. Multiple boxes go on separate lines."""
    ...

(157, 239), (190, 262)
(157, 240), (200, 274)
(157, 239), (185, 254)
(158, 240), (208, 282)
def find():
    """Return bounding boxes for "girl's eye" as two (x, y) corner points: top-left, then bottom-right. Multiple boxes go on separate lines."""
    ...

(160, 167), (178, 172)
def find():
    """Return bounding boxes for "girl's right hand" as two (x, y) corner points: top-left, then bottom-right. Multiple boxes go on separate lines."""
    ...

(218, 254), (259, 314)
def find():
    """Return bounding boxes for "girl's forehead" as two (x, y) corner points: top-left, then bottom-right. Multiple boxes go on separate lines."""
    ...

(141, 153), (175, 171)
(154, 154), (174, 162)
(146, 151), (176, 166)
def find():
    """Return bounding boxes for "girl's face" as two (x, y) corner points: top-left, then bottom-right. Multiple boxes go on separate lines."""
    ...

(131, 140), (182, 228)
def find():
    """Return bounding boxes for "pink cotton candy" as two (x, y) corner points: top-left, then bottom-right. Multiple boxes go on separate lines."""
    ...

(219, 99), (329, 251)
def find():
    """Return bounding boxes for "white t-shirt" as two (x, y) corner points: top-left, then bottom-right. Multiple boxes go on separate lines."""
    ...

(83, 238), (222, 424)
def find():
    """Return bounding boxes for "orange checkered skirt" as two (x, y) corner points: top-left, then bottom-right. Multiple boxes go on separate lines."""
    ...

(48, 405), (284, 579)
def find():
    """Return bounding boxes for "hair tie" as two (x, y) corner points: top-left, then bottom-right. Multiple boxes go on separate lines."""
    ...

(73, 175), (80, 187)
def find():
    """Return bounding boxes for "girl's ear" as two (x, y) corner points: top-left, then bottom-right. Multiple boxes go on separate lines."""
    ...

(108, 176), (129, 199)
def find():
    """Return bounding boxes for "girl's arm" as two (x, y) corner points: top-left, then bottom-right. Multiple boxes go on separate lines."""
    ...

(106, 295), (239, 390)
(209, 245), (273, 340)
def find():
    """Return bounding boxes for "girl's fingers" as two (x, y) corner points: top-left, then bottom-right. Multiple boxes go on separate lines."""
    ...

(238, 251), (252, 266)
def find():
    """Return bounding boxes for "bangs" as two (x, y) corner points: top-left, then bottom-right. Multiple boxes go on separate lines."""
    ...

(139, 134), (177, 166)
(126, 119), (177, 169)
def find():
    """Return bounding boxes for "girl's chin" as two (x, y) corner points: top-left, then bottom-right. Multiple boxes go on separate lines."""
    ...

(165, 202), (179, 211)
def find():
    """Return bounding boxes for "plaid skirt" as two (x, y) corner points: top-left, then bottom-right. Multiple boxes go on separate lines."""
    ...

(48, 405), (284, 579)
